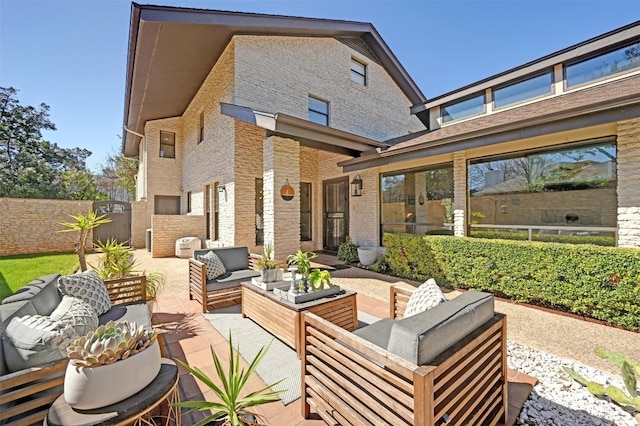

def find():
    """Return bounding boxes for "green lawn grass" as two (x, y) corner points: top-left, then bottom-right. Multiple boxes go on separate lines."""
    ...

(0, 253), (78, 301)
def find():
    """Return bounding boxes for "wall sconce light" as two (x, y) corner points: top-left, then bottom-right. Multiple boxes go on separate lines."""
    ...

(418, 192), (425, 206)
(500, 204), (508, 214)
(217, 185), (226, 193)
(280, 179), (294, 201)
(350, 174), (363, 197)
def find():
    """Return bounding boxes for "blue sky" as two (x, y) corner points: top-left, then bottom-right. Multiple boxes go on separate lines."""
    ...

(1, 0), (638, 171)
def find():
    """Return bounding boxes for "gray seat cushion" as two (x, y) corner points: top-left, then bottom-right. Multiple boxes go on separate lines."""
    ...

(206, 270), (260, 291)
(98, 302), (152, 328)
(194, 247), (250, 272)
(387, 290), (494, 365)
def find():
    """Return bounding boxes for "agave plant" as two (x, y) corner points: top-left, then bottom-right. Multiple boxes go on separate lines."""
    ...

(67, 320), (157, 367)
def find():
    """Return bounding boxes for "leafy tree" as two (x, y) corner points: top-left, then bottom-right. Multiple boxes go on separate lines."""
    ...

(96, 148), (138, 201)
(0, 87), (99, 199)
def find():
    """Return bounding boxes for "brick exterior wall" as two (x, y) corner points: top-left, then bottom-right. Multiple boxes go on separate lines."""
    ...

(349, 167), (380, 247)
(617, 118), (640, 248)
(0, 198), (93, 256)
(130, 201), (147, 249)
(150, 215), (206, 258)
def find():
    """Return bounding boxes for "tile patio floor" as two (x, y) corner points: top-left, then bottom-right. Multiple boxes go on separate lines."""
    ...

(151, 291), (534, 425)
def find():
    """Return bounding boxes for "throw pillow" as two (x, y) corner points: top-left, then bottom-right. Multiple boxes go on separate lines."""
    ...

(58, 270), (112, 316)
(198, 251), (227, 280)
(2, 315), (76, 372)
(50, 295), (99, 337)
(403, 278), (447, 318)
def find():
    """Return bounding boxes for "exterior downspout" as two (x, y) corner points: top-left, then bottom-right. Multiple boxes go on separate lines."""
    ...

(123, 126), (147, 202)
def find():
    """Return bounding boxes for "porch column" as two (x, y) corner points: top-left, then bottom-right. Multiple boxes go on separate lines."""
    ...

(263, 136), (301, 263)
(453, 151), (468, 237)
(617, 118), (640, 248)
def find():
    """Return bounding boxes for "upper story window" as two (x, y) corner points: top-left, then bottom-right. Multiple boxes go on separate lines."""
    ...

(350, 58), (367, 86)
(159, 131), (175, 158)
(566, 41), (640, 88)
(493, 72), (553, 109)
(198, 112), (204, 143)
(308, 96), (329, 126)
(441, 93), (485, 123)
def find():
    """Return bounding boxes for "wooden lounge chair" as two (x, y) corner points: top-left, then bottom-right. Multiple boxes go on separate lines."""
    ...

(301, 285), (508, 425)
(188, 246), (260, 312)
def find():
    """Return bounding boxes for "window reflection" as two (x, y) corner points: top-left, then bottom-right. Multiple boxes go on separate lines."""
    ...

(566, 41), (640, 87)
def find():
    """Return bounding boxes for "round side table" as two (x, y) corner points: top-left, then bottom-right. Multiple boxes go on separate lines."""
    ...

(46, 358), (180, 426)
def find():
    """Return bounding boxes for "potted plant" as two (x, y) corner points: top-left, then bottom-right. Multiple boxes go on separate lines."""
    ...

(286, 250), (317, 292)
(173, 333), (283, 426)
(91, 238), (166, 301)
(64, 320), (160, 409)
(308, 269), (332, 291)
(256, 243), (278, 283)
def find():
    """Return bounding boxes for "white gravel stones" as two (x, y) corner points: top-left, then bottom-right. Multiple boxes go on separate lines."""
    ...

(508, 341), (637, 426)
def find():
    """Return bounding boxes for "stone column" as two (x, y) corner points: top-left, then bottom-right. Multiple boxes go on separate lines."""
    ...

(453, 151), (468, 237)
(616, 118), (640, 248)
(263, 136), (301, 263)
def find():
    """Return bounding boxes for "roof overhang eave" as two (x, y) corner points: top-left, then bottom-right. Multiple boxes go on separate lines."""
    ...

(220, 103), (388, 155)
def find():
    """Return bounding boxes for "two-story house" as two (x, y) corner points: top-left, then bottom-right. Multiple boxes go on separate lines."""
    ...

(122, 4), (640, 258)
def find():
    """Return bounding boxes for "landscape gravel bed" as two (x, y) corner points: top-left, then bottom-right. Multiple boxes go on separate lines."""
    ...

(509, 341), (637, 426)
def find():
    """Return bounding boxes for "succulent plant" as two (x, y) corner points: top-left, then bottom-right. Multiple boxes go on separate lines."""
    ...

(564, 347), (640, 412)
(66, 320), (157, 367)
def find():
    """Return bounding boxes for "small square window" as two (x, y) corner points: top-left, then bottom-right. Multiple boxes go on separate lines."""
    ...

(351, 58), (367, 86)
(308, 96), (329, 126)
(159, 131), (175, 158)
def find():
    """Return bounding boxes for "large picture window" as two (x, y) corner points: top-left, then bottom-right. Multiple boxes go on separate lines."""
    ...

(468, 139), (617, 245)
(380, 165), (454, 236)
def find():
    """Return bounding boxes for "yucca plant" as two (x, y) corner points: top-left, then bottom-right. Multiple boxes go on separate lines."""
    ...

(92, 238), (138, 279)
(58, 211), (112, 272)
(173, 333), (283, 426)
(286, 250), (317, 278)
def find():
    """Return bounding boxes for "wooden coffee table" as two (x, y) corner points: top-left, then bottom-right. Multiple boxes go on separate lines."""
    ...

(241, 282), (358, 357)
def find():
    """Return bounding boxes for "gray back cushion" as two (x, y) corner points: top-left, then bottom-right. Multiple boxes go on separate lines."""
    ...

(29, 275), (63, 315)
(387, 291), (494, 365)
(194, 247), (249, 271)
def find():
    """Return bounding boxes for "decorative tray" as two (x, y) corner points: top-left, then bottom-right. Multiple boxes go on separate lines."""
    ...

(272, 284), (341, 304)
(250, 278), (287, 291)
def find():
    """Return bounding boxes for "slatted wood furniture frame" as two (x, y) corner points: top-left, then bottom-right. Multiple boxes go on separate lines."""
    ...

(301, 285), (508, 426)
(0, 276), (149, 426)
(241, 283), (358, 358)
(188, 253), (260, 313)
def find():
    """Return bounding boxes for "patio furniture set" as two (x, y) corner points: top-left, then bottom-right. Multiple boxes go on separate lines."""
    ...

(0, 245), (508, 425)
(0, 272), (160, 425)
(189, 246), (509, 425)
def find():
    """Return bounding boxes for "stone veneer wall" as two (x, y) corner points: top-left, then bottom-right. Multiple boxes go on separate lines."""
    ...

(349, 167), (380, 247)
(150, 215), (206, 258)
(453, 151), (468, 237)
(0, 198), (93, 255)
(617, 118), (640, 248)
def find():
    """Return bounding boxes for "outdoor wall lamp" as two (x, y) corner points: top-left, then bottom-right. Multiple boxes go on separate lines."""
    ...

(350, 174), (363, 197)
(217, 185), (226, 193)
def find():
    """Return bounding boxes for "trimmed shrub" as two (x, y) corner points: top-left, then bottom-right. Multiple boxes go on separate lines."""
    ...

(337, 236), (359, 263)
(382, 233), (640, 330)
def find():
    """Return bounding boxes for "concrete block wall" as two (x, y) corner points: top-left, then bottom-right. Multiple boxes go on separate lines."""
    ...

(0, 198), (93, 255)
(234, 35), (424, 141)
(617, 118), (640, 248)
(150, 215), (206, 258)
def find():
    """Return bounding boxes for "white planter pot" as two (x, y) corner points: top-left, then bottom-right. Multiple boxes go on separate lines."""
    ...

(357, 247), (379, 266)
(64, 339), (161, 409)
(260, 269), (278, 283)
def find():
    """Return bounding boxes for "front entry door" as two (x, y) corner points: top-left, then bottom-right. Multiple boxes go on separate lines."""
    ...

(323, 177), (349, 251)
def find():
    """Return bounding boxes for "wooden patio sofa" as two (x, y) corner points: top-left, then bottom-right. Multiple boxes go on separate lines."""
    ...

(0, 276), (150, 426)
(188, 246), (260, 312)
(301, 285), (508, 426)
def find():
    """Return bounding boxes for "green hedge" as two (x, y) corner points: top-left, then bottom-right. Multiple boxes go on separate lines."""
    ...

(382, 233), (640, 330)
